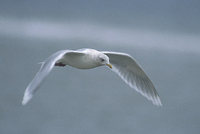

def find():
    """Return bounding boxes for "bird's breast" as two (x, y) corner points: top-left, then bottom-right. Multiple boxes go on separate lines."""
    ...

(62, 54), (100, 69)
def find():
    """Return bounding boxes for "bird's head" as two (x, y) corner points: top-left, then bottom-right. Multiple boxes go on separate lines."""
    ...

(97, 53), (112, 69)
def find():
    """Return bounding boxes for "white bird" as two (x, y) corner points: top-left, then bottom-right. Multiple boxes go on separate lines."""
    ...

(22, 48), (162, 106)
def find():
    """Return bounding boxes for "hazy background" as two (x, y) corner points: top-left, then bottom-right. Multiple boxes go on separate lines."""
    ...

(0, 0), (200, 134)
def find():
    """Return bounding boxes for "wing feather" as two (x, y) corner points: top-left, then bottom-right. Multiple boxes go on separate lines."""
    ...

(22, 50), (82, 105)
(102, 51), (162, 106)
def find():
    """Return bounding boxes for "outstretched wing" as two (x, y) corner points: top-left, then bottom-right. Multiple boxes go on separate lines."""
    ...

(22, 50), (83, 105)
(102, 51), (162, 106)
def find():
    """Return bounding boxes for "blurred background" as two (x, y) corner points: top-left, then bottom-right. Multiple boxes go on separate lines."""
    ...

(0, 0), (200, 134)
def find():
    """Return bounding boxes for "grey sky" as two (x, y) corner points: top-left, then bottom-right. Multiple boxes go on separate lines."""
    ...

(1, 18), (199, 53)
(1, 1), (200, 134)
(0, 0), (200, 33)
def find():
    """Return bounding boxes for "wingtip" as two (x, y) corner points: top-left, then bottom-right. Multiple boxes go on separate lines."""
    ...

(153, 96), (162, 107)
(22, 92), (33, 106)
(154, 101), (162, 107)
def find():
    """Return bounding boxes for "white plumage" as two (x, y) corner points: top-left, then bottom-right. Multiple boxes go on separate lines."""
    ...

(22, 48), (162, 106)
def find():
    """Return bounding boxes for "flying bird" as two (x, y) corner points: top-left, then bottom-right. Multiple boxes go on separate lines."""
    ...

(22, 48), (162, 106)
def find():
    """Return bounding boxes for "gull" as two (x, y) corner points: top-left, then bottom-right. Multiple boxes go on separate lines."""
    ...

(22, 48), (162, 106)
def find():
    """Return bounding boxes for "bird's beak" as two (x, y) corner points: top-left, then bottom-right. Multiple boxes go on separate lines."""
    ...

(106, 63), (112, 69)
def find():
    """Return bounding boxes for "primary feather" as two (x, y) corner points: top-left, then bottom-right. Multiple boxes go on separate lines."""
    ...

(102, 51), (162, 106)
(22, 50), (69, 105)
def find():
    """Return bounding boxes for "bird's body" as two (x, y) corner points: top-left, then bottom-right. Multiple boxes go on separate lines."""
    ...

(57, 49), (105, 69)
(22, 48), (162, 106)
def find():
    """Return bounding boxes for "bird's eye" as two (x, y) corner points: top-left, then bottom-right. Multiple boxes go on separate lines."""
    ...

(100, 58), (105, 62)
